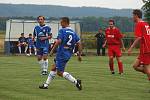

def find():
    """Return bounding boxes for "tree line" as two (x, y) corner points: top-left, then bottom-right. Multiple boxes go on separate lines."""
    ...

(0, 16), (134, 33)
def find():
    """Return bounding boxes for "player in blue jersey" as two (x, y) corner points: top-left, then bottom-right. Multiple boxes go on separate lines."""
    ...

(26, 34), (37, 56)
(17, 33), (28, 54)
(33, 16), (52, 75)
(39, 17), (82, 90)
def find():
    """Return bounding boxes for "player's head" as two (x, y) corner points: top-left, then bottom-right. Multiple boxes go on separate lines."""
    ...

(98, 28), (103, 33)
(133, 9), (142, 22)
(21, 33), (24, 37)
(37, 16), (45, 26)
(60, 17), (70, 28)
(109, 19), (115, 29)
(29, 33), (32, 37)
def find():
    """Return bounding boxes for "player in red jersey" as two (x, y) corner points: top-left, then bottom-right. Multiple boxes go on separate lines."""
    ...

(103, 20), (125, 74)
(128, 9), (150, 81)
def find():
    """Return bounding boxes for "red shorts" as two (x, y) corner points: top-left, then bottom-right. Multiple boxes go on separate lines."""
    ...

(108, 45), (122, 57)
(137, 53), (150, 65)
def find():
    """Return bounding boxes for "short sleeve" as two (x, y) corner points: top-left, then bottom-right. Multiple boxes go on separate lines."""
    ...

(57, 29), (64, 40)
(33, 28), (36, 37)
(135, 23), (142, 37)
(116, 28), (123, 38)
(47, 26), (52, 36)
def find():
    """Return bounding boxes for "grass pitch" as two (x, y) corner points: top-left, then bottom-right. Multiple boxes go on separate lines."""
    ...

(0, 55), (150, 100)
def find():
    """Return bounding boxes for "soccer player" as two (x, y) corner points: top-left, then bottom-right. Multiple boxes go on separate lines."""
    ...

(26, 34), (37, 56)
(17, 33), (28, 54)
(103, 20), (125, 74)
(33, 16), (52, 75)
(39, 17), (82, 90)
(128, 9), (150, 81)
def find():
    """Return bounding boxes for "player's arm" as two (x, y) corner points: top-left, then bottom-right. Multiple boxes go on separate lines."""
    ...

(50, 39), (61, 56)
(121, 39), (125, 52)
(102, 40), (107, 48)
(76, 41), (82, 62)
(128, 37), (141, 55)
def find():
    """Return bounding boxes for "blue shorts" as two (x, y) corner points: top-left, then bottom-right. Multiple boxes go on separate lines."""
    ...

(37, 47), (49, 55)
(29, 45), (36, 49)
(55, 58), (69, 72)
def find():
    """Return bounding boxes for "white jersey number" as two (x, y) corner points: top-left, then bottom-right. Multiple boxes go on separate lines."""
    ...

(67, 35), (73, 45)
(145, 25), (150, 35)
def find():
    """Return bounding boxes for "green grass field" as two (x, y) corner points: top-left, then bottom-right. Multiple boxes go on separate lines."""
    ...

(0, 55), (150, 100)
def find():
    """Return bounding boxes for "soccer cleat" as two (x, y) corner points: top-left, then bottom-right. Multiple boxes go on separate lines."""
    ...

(41, 71), (48, 75)
(111, 72), (115, 74)
(39, 84), (48, 89)
(119, 72), (123, 75)
(76, 79), (82, 90)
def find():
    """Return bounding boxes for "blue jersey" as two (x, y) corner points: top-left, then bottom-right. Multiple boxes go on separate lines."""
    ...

(56, 27), (80, 60)
(27, 37), (34, 46)
(33, 25), (51, 48)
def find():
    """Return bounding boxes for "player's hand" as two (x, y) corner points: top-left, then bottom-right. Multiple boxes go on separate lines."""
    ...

(122, 47), (126, 52)
(78, 56), (82, 62)
(128, 48), (132, 56)
(49, 51), (53, 57)
(102, 44), (106, 48)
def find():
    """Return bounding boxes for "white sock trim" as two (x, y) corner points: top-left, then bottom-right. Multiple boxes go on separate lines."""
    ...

(46, 71), (57, 85)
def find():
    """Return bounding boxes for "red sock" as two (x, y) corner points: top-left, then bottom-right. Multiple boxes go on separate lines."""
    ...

(148, 78), (150, 81)
(118, 61), (123, 73)
(109, 60), (114, 72)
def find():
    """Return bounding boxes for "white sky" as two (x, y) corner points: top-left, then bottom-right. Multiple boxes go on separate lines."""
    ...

(0, 0), (144, 9)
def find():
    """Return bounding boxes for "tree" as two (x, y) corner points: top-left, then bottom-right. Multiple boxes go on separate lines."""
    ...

(142, 0), (150, 24)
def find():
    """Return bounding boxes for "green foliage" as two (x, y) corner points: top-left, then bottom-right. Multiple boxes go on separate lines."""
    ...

(142, 0), (150, 24)
(0, 56), (150, 100)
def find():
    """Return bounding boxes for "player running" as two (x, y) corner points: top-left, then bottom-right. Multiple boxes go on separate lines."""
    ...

(33, 16), (52, 75)
(26, 33), (37, 56)
(103, 19), (125, 75)
(39, 17), (82, 90)
(128, 9), (150, 81)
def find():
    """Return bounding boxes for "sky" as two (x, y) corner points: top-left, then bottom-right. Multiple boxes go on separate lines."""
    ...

(0, 0), (144, 9)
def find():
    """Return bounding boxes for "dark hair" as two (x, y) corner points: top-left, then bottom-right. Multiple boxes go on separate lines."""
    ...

(61, 17), (70, 24)
(21, 33), (24, 35)
(133, 9), (142, 18)
(109, 19), (115, 25)
(37, 16), (45, 20)
(29, 34), (32, 36)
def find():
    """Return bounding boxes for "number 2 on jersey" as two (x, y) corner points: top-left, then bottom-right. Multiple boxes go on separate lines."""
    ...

(67, 35), (73, 45)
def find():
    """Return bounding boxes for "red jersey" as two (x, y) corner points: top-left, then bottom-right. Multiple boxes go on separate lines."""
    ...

(135, 21), (150, 53)
(105, 27), (123, 45)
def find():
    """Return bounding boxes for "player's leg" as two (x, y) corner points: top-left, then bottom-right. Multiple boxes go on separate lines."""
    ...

(24, 44), (28, 54)
(39, 63), (57, 89)
(144, 64), (150, 81)
(33, 45), (37, 55)
(29, 46), (32, 55)
(18, 44), (22, 54)
(132, 59), (145, 73)
(97, 43), (100, 56)
(109, 56), (114, 74)
(114, 46), (123, 74)
(42, 47), (49, 75)
(116, 57), (123, 74)
(57, 59), (82, 90)
(37, 48), (44, 75)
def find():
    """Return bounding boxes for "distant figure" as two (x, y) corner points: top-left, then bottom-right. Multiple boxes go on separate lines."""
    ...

(103, 20), (125, 75)
(26, 34), (37, 56)
(95, 28), (105, 56)
(128, 9), (150, 82)
(17, 33), (28, 54)
(33, 16), (52, 75)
